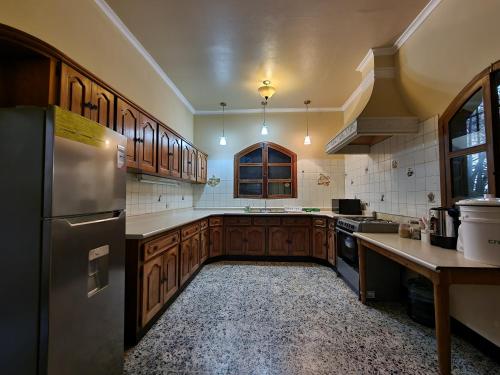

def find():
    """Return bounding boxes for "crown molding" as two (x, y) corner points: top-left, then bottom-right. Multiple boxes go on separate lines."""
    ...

(374, 67), (395, 79)
(394, 0), (442, 49)
(195, 107), (342, 115)
(94, 0), (195, 114)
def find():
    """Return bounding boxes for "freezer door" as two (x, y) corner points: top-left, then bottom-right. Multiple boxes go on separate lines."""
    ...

(49, 107), (126, 217)
(43, 211), (125, 375)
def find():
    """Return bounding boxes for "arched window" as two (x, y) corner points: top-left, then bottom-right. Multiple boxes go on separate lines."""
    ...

(234, 142), (297, 199)
(439, 61), (500, 205)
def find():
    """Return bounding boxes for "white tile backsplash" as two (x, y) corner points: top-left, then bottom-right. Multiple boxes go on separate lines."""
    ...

(194, 158), (345, 209)
(344, 116), (442, 218)
(126, 174), (193, 216)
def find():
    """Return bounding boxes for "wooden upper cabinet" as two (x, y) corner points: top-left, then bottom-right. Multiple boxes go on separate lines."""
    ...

(170, 135), (182, 178)
(116, 98), (140, 168)
(90, 82), (115, 128)
(158, 125), (182, 178)
(197, 152), (208, 184)
(181, 140), (197, 181)
(59, 63), (91, 118)
(189, 147), (198, 182)
(138, 113), (157, 173)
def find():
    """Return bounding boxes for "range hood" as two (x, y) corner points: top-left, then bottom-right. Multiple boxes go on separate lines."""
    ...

(326, 52), (419, 154)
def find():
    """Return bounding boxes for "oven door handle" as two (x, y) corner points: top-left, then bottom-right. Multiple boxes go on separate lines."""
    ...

(335, 227), (355, 236)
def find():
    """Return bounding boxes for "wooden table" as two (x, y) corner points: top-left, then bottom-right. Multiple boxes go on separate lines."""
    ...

(354, 233), (500, 375)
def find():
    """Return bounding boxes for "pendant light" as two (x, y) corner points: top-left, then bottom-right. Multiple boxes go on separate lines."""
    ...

(258, 80), (276, 101)
(303, 99), (311, 145)
(219, 102), (227, 145)
(261, 101), (269, 135)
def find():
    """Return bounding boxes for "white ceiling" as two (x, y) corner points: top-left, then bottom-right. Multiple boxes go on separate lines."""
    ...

(104, 0), (430, 112)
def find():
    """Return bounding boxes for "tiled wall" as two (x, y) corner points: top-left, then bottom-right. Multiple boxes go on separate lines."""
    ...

(126, 174), (193, 216)
(193, 158), (345, 208)
(344, 116), (442, 218)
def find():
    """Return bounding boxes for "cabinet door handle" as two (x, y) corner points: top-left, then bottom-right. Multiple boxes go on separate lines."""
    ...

(84, 102), (93, 109)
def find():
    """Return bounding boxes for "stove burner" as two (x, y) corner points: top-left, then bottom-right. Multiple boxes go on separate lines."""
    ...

(337, 217), (399, 233)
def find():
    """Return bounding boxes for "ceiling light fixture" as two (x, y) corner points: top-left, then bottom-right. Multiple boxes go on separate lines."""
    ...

(258, 80), (276, 101)
(261, 101), (269, 135)
(219, 102), (227, 145)
(304, 100), (311, 145)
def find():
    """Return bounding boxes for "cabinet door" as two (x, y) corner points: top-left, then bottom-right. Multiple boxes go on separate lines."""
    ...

(196, 152), (207, 183)
(181, 141), (191, 180)
(209, 226), (223, 257)
(327, 229), (336, 266)
(59, 63), (91, 118)
(138, 113), (157, 173)
(90, 82), (115, 128)
(158, 125), (172, 177)
(116, 98), (140, 168)
(162, 246), (179, 303)
(180, 239), (191, 286)
(289, 227), (310, 256)
(190, 234), (200, 273)
(200, 229), (209, 263)
(225, 227), (246, 255)
(141, 256), (163, 327)
(246, 227), (266, 256)
(170, 135), (182, 178)
(268, 227), (288, 256)
(190, 147), (197, 182)
(312, 227), (327, 259)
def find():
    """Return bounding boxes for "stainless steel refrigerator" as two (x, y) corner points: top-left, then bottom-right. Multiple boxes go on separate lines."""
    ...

(0, 106), (127, 375)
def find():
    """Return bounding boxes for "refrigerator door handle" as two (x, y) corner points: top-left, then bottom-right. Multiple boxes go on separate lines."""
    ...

(64, 211), (124, 227)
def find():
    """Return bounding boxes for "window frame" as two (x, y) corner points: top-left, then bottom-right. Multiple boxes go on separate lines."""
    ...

(234, 142), (297, 199)
(439, 62), (499, 206)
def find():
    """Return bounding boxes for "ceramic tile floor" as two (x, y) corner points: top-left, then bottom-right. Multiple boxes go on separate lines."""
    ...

(124, 262), (499, 375)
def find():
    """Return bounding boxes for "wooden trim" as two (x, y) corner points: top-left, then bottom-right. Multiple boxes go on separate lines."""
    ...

(439, 62), (500, 206)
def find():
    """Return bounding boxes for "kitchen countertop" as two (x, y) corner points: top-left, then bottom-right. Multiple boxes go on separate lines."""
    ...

(126, 208), (362, 239)
(353, 232), (498, 271)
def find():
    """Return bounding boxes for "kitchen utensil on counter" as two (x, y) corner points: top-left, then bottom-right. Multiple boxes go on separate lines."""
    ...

(421, 230), (431, 244)
(456, 195), (500, 265)
(429, 207), (460, 249)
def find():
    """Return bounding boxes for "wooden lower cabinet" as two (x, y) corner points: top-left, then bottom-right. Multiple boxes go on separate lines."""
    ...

(162, 246), (179, 302)
(327, 228), (336, 266)
(268, 227), (289, 256)
(225, 226), (246, 255)
(200, 229), (209, 263)
(190, 233), (200, 273)
(269, 226), (310, 256)
(141, 256), (164, 327)
(245, 227), (266, 256)
(209, 225), (224, 257)
(180, 238), (192, 286)
(312, 227), (327, 259)
(289, 227), (310, 256)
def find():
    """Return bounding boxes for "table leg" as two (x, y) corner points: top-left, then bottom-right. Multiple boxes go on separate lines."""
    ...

(433, 274), (451, 375)
(358, 241), (367, 304)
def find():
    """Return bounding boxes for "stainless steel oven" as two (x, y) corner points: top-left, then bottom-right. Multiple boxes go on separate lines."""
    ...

(336, 227), (359, 269)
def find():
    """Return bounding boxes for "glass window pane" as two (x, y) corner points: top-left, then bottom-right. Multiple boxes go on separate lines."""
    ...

(268, 166), (291, 179)
(268, 148), (291, 163)
(239, 166), (262, 179)
(239, 183), (262, 196)
(495, 71), (500, 119)
(451, 152), (488, 198)
(239, 148), (262, 163)
(269, 182), (292, 196)
(449, 89), (486, 151)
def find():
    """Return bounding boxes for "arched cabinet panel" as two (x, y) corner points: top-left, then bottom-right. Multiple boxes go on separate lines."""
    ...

(234, 142), (297, 199)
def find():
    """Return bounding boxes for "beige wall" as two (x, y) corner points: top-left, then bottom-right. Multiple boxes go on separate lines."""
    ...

(396, 0), (500, 120)
(194, 111), (344, 160)
(0, 0), (194, 140)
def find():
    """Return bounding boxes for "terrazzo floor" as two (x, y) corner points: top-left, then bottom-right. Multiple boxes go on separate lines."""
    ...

(124, 262), (499, 375)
